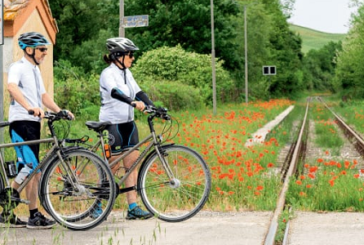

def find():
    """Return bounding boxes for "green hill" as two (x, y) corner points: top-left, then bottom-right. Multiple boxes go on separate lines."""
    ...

(289, 24), (346, 53)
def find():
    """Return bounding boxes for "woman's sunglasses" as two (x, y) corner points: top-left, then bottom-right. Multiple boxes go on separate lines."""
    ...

(114, 51), (135, 59)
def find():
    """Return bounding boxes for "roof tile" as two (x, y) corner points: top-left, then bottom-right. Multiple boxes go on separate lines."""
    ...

(4, 0), (29, 21)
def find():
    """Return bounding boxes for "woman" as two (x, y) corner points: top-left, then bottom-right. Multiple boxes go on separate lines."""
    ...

(94, 37), (154, 220)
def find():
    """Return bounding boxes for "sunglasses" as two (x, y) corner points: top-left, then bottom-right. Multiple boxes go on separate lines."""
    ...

(127, 52), (134, 58)
(35, 47), (48, 52)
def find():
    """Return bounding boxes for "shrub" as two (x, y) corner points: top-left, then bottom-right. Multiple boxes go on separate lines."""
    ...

(54, 61), (100, 115)
(140, 77), (204, 111)
(132, 45), (235, 106)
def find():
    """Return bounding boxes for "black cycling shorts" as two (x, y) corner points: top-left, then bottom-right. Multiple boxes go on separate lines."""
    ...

(9, 120), (41, 164)
(106, 121), (139, 155)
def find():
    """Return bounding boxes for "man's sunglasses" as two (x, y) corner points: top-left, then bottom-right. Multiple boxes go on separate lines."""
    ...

(35, 47), (48, 52)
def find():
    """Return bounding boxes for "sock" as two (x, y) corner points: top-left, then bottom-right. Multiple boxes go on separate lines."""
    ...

(30, 208), (38, 219)
(128, 203), (137, 210)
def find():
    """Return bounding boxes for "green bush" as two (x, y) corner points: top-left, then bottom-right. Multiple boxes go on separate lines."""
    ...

(54, 61), (100, 115)
(140, 77), (204, 111)
(132, 45), (235, 106)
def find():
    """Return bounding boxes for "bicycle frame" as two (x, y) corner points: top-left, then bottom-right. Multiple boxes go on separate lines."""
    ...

(91, 130), (174, 190)
(0, 125), (80, 199)
(84, 113), (176, 191)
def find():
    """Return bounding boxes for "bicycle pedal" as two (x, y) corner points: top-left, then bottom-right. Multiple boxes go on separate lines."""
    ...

(11, 197), (30, 205)
(20, 199), (30, 205)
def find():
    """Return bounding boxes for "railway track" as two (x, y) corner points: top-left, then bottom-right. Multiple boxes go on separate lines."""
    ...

(264, 97), (364, 245)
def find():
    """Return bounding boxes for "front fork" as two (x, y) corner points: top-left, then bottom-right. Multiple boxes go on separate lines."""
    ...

(154, 144), (176, 182)
(56, 149), (82, 193)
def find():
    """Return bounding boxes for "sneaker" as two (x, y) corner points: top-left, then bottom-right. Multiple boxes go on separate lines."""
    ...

(0, 212), (27, 228)
(126, 206), (153, 220)
(90, 201), (103, 219)
(26, 212), (56, 229)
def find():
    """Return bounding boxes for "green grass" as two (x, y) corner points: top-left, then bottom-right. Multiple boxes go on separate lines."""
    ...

(289, 24), (346, 53)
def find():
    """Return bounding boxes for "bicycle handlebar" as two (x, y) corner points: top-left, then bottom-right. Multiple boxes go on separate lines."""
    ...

(144, 106), (171, 121)
(28, 110), (74, 121)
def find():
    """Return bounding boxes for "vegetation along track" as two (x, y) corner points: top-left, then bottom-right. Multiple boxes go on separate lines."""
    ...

(264, 97), (364, 245)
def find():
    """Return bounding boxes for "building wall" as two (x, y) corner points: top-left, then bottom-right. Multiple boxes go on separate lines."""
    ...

(3, 8), (54, 120)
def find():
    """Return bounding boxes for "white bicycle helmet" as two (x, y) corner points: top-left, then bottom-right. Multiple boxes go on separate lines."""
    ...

(106, 37), (139, 54)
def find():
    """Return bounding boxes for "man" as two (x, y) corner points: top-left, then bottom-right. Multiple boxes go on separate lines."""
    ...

(0, 32), (74, 229)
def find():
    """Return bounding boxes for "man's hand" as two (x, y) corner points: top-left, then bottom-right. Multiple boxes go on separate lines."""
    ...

(58, 109), (75, 120)
(29, 107), (44, 118)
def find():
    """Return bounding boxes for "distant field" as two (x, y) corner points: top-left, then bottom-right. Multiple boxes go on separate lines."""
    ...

(289, 24), (346, 53)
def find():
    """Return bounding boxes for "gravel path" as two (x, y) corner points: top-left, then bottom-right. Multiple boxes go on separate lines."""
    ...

(287, 211), (364, 245)
(0, 211), (272, 245)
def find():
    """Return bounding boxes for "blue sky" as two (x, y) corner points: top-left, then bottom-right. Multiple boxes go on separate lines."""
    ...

(288, 0), (358, 34)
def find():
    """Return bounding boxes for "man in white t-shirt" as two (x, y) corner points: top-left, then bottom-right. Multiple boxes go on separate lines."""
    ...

(0, 32), (74, 229)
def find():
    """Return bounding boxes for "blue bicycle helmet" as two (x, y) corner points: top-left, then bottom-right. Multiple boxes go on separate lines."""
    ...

(18, 32), (50, 50)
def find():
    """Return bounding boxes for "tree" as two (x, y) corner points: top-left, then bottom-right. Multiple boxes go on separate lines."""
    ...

(49, 0), (119, 62)
(124, 0), (240, 71)
(261, 0), (303, 97)
(334, 4), (364, 98)
(303, 41), (342, 91)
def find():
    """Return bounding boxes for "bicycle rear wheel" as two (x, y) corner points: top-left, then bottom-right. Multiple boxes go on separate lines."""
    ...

(138, 145), (211, 222)
(40, 149), (115, 230)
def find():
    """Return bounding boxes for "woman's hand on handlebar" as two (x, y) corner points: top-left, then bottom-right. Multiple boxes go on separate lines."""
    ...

(131, 101), (145, 112)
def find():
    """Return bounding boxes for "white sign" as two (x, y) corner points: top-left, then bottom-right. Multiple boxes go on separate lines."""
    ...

(122, 15), (149, 28)
(262, 66), (276, 75)
(0, 0), (3, 45)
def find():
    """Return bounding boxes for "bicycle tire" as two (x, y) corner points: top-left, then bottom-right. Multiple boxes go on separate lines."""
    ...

(40, 149), (115, 230)
(138, 145), (211, 222)
(0, 174), (4, 205)
(0, 174), (3, 192)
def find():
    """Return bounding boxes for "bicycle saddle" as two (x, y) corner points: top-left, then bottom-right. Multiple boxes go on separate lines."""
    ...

(85, 121), (112, 132)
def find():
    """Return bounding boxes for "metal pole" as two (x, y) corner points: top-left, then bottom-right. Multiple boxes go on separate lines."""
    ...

(211, 0), (217, 115)
(119, 0), (125, 37)
(0, 0), (4, 144)
(244, 5), (248, 104)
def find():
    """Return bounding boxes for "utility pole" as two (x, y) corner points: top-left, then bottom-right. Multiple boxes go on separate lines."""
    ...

(0, 0), (4, 144)
(119, 0), (125, 37)
(244, 5), (248, 104)
(211, 0), (217, 115)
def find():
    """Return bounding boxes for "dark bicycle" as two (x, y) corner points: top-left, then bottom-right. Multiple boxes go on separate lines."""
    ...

(68, 106), (211, 222)
(0, 111), (115, 230)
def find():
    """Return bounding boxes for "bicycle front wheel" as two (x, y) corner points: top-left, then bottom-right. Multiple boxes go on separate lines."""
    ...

(40, 149), (115, 230)
(138, 145), (211, 222)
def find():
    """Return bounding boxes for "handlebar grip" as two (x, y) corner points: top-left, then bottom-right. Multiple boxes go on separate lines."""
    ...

(28, 110), (42, 117)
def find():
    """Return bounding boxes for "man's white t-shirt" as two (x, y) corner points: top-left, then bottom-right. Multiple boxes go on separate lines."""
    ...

(99, 63), (141, 124)
(7, 57), (46, 122)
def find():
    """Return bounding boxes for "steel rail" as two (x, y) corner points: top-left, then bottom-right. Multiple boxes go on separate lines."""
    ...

(264, 97), (311, 245)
